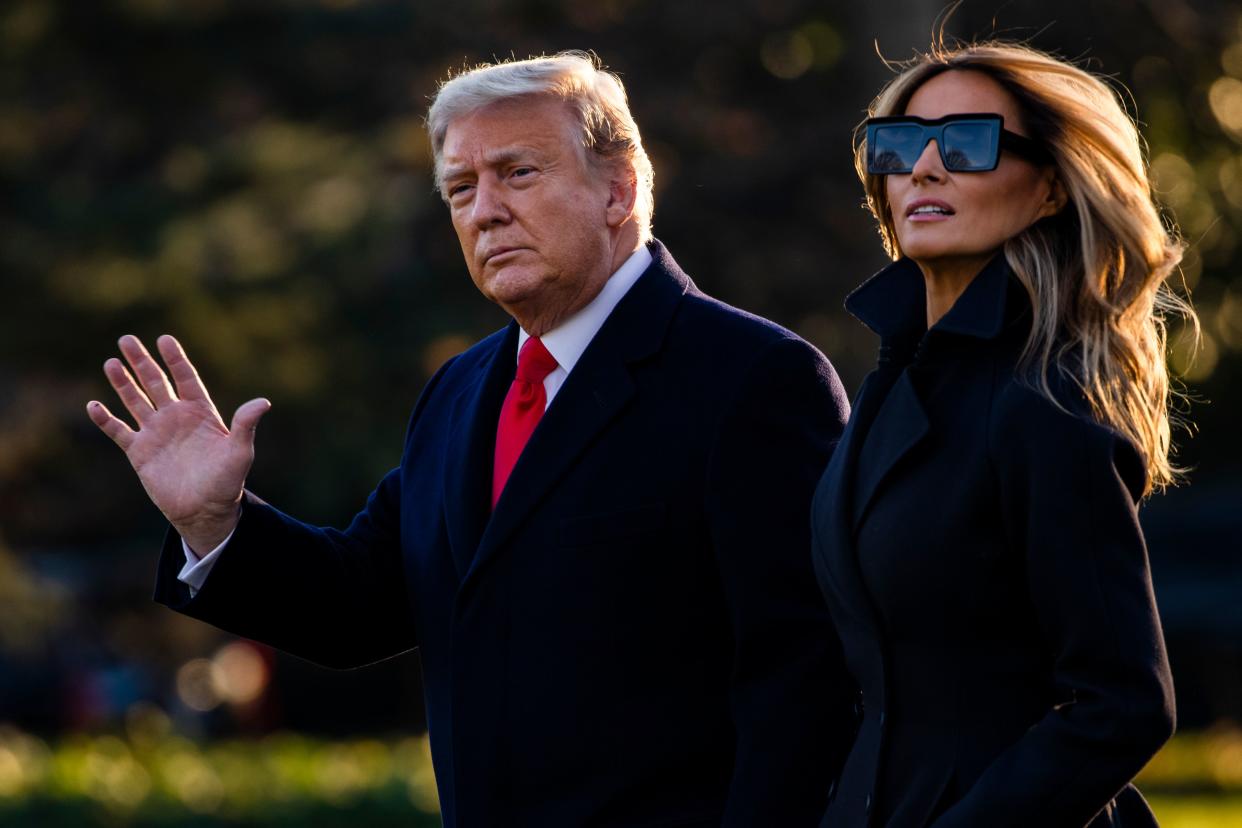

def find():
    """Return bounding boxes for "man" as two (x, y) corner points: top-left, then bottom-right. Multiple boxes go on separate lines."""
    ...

(88, 52), (854, 826)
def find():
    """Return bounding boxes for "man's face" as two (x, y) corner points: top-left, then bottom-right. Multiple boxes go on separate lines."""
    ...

(439, 97), (617, 328)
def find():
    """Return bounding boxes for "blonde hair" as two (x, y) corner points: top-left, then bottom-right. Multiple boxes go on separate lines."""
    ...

(855, 41), (1196, 494)
(426, 51), (654, 243)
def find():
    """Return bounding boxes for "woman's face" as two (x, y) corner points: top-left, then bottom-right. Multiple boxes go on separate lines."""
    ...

(884, 69), (1062, 277)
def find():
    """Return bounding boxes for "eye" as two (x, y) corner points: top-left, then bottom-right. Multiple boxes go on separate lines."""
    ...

(510, 166), (536, 180)
(446, 182), (474, 200)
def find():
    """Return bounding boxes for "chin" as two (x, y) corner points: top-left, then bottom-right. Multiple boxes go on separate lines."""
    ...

(898, 234), (977, 260)
(481, 268), (549, 306)
(900, 244), (957, 262)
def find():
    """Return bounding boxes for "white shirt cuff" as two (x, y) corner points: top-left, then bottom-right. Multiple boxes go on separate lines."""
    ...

(178, 528), (236, 596)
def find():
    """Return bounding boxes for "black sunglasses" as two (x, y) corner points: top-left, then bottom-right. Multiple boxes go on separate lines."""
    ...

(865, 113), (1051, 174)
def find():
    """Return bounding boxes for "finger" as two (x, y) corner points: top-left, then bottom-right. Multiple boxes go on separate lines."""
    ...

(86, 400), (136, 451)
(118, 334), (177, 408)
(104, 357), (155, 425)
(229, 398), (271, 447)
(156, 334), (213, 404)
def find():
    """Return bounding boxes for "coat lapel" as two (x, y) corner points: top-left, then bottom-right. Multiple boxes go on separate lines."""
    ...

(849, 368), (930, 530)
(461, 242), (690, 589)
(812, 369), (890, 628)
(442, 324), (518, 580)
(834, 254), (1014, 533)
(815, 252), (1019, 628)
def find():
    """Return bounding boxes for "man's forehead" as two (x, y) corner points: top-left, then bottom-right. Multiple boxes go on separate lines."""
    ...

(441, 140), (551, 167)
(441, 98), (576, 157)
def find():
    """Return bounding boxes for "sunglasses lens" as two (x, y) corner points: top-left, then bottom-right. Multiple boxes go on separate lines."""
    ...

(870, 124), (925, 173)
(941, 122), (999, 171)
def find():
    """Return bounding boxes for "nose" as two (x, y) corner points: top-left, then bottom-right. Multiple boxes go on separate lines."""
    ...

(470, 177), (511, 228)
(910, 138), (945, 184)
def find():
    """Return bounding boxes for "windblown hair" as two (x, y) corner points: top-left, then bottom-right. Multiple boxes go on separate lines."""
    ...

(426, 50), (654, 242)
(854, 41), (1196, 494)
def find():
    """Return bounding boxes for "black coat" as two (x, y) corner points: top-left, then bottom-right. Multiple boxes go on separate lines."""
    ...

(154, 241), (858, 827)
(811, 256), (1176, 828)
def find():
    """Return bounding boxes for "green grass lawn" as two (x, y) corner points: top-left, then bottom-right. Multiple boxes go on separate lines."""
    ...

(1149, 794), (1242, 827)
(1140, 723), (1242, 826)
(1, 720), (1240, 825)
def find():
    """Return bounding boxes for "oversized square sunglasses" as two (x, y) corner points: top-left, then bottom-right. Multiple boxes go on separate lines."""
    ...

(864, 113), (1051, 175)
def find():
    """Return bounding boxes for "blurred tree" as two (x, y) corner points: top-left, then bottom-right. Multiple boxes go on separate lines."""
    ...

(0, 537), (67, 655)
(0, 0), (1237, 740)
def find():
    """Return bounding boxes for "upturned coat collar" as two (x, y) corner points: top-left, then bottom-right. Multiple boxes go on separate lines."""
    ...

(845, 253), (1022, 345)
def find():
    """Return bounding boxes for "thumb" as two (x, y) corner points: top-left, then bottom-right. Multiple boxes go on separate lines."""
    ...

(229, 398), (272, 445)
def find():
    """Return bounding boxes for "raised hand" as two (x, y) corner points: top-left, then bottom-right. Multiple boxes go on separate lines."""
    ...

(87, 334), (271, 554)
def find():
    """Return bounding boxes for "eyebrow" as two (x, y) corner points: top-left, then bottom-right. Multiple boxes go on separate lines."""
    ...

(440, 145), (553, 184)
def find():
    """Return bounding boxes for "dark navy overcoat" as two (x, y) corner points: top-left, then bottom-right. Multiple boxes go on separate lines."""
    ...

(154, 241), (857, 827)
(812, 255), (1176, 828)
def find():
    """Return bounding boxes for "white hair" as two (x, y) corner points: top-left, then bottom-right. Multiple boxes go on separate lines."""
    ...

(426, 51), (654, 242)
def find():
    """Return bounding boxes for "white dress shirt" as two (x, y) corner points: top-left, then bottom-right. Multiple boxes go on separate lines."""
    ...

(178, 244), (654, 593)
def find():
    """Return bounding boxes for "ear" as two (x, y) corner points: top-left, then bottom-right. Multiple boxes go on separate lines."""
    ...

(1036, 167), (1068, 220)
(604, 162), (638, 229)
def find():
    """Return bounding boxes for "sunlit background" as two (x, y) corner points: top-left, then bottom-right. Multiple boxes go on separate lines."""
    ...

(2, 0), (1240, 825)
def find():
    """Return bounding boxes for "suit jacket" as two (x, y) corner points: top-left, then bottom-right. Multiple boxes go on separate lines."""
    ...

(811, 255), (1175, 828)
(154, 240), (856, 827)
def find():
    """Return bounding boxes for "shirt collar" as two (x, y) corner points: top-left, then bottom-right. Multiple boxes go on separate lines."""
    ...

(844, 253), (1018, 342)
(516, 244), (654, 371)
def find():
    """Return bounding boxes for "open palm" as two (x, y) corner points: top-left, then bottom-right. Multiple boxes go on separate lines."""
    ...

(87, 334), (270, 553)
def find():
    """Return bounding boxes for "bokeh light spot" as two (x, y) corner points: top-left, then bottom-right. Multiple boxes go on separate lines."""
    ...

(211, 641), (269, 706)
(760, 31), (814, 80)
(1151, 152), (1198, 210)
(176, 658), (221, 712)
(1169, 321), (1218, 381)
(1208, 76), (1242, 138)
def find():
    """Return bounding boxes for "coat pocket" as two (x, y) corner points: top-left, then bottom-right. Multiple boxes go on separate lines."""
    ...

(560, 501), (668, 546)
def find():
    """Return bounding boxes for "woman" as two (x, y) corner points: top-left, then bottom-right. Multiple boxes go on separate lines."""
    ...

(811, 41), (1193, 827)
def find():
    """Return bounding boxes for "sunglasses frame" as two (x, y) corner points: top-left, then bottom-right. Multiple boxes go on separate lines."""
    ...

(864, 112), (1050, 175)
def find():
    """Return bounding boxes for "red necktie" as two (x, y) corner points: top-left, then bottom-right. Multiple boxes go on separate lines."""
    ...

(492, 336), (559, 507)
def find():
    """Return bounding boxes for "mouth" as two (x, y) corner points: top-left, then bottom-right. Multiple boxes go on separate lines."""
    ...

(483, 246), (527, 265)
(905, 200), (956, 220)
